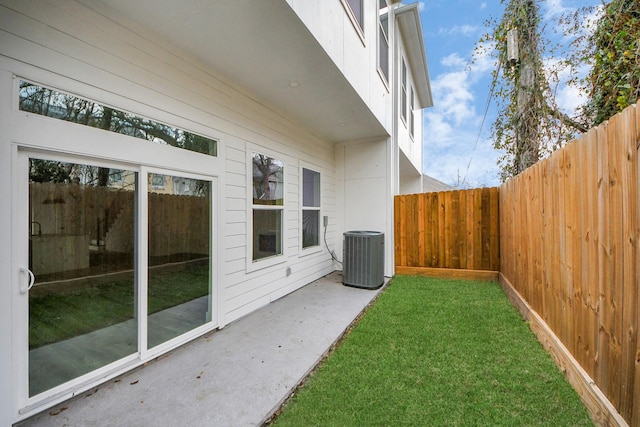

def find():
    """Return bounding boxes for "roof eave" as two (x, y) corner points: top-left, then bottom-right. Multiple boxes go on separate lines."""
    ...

(395, 3), (433, 109)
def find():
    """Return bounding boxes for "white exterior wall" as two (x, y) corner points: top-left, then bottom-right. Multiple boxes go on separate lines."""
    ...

(290, 1), (398, 276)
(335, 139), (394, 276)
(288, 0), (393, 134)
(0, 1), (338, 423)
(0, 0), (337, 322)
(396, 24), (425, 196)
(0, 0), (431, 423)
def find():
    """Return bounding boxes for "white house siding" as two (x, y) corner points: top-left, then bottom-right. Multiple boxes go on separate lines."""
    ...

(335, 138), (396, 276)
(395, 5), (427, 196)
(396, 54), (424, 181)
(0, 0), (338, 423)
(288, 0), (393, 134)
(289, 1), (400, 278)
(397, 50), (424, 195)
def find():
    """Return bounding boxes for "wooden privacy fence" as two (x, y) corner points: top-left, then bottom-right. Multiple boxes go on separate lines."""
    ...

(394, 187), (499, 280)
(500, 104), (640, 426)
(394, 104), (640, 425)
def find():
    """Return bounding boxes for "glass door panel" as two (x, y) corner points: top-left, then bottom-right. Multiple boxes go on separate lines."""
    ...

(28, 158), (137, 396)
(147, 174), (212, 349)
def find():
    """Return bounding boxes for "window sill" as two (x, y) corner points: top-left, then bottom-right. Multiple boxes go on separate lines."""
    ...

(299, 245), (323, 258)
(247, 253), (287, 273)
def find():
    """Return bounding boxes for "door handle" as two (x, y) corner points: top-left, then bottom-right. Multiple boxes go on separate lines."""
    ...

(19, 267), (35, 294)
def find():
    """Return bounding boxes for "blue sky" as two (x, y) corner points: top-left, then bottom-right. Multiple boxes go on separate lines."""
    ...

(418, 0), (602, 188)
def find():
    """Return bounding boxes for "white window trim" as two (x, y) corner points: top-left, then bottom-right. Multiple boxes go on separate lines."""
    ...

(9, 70), (225, 423)
(400, 56), (408, 126)
(409, 85), (415, 141)
(14, 148), (220, 418)
(13, 76), (224, 177)
(246, 147), (287, 272)
(377, 1), (390, 87)
(299, 163), (323, 257)
(341, 0), (366, 46)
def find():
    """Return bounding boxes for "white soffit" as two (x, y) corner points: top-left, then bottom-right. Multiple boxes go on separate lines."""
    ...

(83, 0), (387, 143)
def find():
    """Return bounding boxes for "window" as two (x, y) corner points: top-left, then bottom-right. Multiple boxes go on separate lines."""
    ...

(401, 58), (407, 123)
(345, 0), (364, 33)
(301, 168), (321, 250)
(251, 152), (284, 262)
(378, 0), (390, 82)
(151, 173), (166, 190)
(409, 86), (415, 139)
(19, 81), (218, 156)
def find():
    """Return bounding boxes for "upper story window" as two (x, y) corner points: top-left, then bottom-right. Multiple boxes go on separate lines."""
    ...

(409, 86), (415, 139)
(345, 0), (364, 33)
(401, 58), (407, 123)
(378, 0), (390, 82)
(19, 81), (217, 157)
(301, 167), (321, 250)
(251, 152), (284, 262)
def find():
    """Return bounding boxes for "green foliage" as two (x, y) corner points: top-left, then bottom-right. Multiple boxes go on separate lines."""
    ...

(272, 276), (593, 426)
(584, 0), (640, 125)
(479, 0), (585, 182)
(478, 0), (640, 181)
(29, 159), (71, 183)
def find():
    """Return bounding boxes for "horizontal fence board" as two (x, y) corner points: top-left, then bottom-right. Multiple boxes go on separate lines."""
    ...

(396, 266), (498, 282)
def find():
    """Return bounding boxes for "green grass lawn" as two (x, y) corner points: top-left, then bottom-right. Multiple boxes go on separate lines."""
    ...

(271, 275), (594, 426)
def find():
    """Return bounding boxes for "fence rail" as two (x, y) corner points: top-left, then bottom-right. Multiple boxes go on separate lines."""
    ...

(394, 187), (499, 274)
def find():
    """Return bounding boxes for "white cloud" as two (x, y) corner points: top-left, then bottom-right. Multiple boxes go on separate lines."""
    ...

(423, 45), (502, 187)
(480, 2), (487, 10)
(437, 24), (480, 37)
(440, 53), (466, 68)
(418, 1), (425, 12)
(544, 0), (569, 18)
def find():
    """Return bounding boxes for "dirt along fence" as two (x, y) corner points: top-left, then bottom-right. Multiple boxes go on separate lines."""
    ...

(500, 104), (640, 426)
(394, 187), (499, 281)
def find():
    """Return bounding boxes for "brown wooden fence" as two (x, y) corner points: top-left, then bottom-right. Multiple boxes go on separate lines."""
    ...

(394, 187), (500, 280)
(499, 104), (640, 426)
(394, 104), (640, 425)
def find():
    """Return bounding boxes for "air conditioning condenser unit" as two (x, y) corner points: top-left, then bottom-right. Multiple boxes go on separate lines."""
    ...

(343, 231), (384, 289)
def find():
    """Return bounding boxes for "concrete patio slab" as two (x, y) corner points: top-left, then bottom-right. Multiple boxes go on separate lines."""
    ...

(18, 271), (385, 427)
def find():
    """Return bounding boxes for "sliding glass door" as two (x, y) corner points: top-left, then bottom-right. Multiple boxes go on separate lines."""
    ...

(146, 173), (212, 349)
(22, 154), (215, 400)
(27, 157), (138, 396)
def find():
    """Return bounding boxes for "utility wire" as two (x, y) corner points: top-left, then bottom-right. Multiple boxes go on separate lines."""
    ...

(461, 59), (502, 188)
(324, 222), (342, 266)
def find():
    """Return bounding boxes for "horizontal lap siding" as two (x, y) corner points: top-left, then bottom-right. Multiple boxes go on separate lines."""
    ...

(500, 104), (640, 426)
(1, 0), (336, 324)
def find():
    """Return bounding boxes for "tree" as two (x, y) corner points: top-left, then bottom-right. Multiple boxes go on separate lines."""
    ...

(581, 0), (640, 125)
(481, 0), (589, 181)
